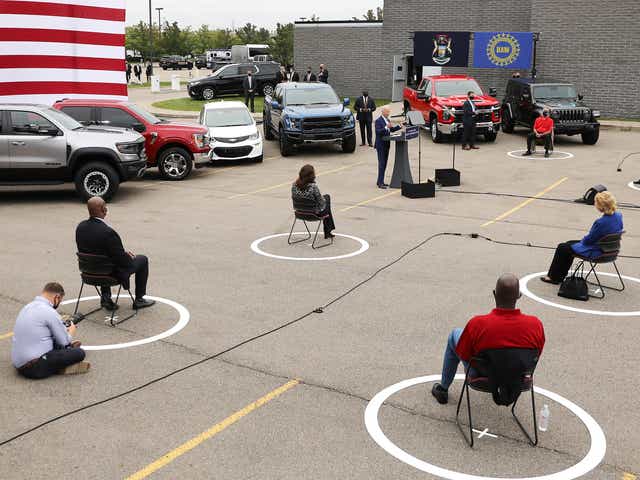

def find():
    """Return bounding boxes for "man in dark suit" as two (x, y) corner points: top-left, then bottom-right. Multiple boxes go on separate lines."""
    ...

(275, 65), (287, 84)
(318, 64), (328, 83)
(462, 90), (479, 150)
(374, 107), (402, 189)
(302, 67), (316, 82)
(287, 65), (300, 82)
(243, 69), (256, 112)
(76, 197), (154, 311)
(354, 90), (376, 147)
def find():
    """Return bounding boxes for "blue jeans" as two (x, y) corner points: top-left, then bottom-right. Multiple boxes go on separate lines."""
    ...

(376, 146), (390, 185)
(440, 327), (469, 390)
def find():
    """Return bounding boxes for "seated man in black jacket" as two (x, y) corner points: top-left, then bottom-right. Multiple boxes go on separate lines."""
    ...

(76, 197), (155, 311)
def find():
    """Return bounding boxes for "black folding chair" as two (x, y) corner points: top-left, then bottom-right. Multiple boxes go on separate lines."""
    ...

(456, 348), (540, 448)
(73, 252), (136, 327)
(573, 231), (625, 299)
(288, 196), (333, 249)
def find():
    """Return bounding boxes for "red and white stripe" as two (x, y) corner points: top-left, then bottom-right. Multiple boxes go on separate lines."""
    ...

(0, 0), (127, 105)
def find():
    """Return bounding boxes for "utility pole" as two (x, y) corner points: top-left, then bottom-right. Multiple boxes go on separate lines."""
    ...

(148, 0), (153, 74)
(156, 7), (164, 42)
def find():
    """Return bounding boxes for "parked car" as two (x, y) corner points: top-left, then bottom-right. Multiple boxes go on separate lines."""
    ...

(194, 55), (207, 69)
(403, 74), (501, 143)
(501, 78), (600, 144)
(0, 104), (146, 200)
(198, 101), (263, 163)
(160, 55), (193, 70)
(263, 82), (356, 156)
(54, 100), (209, 180)
(187, 62), (280, 100)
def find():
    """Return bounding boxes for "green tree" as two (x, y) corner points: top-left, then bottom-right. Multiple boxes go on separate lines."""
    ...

(353, 7), (383, 21)
(237, 23), (258, 44)
(269, 22), (293, 65)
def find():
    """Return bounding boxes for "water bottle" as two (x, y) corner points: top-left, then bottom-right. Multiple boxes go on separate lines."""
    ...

(539, 404), (550, 432)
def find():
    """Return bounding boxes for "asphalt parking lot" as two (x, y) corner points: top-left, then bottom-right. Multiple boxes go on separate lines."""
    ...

(1, 122), (639, 479)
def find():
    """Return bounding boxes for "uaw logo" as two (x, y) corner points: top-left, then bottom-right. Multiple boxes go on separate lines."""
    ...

(432, 34), (452, 65)
(486, 33), (521, 66)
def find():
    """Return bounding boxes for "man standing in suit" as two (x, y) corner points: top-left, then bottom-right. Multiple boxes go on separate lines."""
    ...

(318, 64), (329, 83)
(303, 66), (316, 82)
(276, 65), (287, 84)
(243, 69), (256, 112)
(462, 91), (479, 150)
(76, 197), (155, 311)
(354, 90), (376, 147)
(374, 107), (402, 189)
(145, 63), (152, 82)
(288, 65), (300, 82)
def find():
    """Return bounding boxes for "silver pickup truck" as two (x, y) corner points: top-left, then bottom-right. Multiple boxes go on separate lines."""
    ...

(0, 104), (146, 200)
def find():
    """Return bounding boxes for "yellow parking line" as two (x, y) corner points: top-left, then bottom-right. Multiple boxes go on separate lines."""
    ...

(0, 331), (13, 340)
(125, 379), (299, 480)
(340, 190), (400, 212)
(481, 177), (568, 227)
(227, 161), (367, 199)
(622, 473), (637, 480)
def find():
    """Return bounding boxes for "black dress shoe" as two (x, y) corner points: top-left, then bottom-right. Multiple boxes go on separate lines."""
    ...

(324, 232), (335, 239)
(544, 151), (550, 158)
(101, 299), (119, 311)
(133, 298), (156, 310)
(522, 150), (533, 156)
(634, 180), (640, 185)
(431, 383), (449, 404)
(368, 143), (374, 147)
(377, 184), (388, 189)
(360, 143), (366, 146)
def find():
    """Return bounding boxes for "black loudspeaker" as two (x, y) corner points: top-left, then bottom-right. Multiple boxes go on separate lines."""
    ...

(578, 184), (607, 205)
(435, 168), (460, 187)
(402, 180), (435, 198)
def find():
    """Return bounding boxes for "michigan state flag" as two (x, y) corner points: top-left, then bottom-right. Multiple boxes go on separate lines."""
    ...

(473, 32), (534, 69)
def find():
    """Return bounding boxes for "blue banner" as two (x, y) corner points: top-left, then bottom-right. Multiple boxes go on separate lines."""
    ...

(473, 32), (534, 69)
(405, 125), (419, 140)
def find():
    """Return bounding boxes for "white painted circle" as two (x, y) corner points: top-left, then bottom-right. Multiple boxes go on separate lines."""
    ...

(61, 295), (190, 350)
(251, 232), (369, 261)
(507, 150), (574, 160)
(520, 271), (640, 316)
(627, 181), (640, 192)
(365, 374), (606, 480)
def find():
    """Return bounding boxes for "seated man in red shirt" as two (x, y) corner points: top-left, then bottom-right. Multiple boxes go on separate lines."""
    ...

(523, 108), (554, 158)
(431, 273), (545, 404)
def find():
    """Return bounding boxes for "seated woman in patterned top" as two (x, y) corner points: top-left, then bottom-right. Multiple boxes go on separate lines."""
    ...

(291, 164), (336, 239)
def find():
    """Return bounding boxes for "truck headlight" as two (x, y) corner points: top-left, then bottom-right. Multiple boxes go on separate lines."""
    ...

(583, 109), (591, 120)
(592, 110), (600, 118)
(442, 109), (451, 121)
(343, 115), (355, 127)
(192, 133), (206, 148)
(286, 117), (301, 130)
(116, 142), (140, 155)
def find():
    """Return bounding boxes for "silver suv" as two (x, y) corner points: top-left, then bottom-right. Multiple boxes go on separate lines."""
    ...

(0, 104), (146, 200)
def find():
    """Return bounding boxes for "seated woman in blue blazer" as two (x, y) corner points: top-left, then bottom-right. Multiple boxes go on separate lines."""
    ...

(542, 191), (623, 284)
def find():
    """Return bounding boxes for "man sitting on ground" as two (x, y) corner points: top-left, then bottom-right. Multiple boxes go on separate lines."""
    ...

(12, 283), (89, 379)
(431, 273), (545, 404)
(523, 108), (554, 158)
(76, 197), (155, 311)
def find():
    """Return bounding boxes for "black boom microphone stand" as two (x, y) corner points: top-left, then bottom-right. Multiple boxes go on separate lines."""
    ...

(435, 123), (461, 187)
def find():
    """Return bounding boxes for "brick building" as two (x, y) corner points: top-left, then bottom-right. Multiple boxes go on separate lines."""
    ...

(294, 0), (640, 118)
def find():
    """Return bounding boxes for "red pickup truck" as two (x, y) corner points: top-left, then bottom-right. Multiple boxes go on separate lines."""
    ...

(54, 100), (209, 180)
(403, 74), (501, 143)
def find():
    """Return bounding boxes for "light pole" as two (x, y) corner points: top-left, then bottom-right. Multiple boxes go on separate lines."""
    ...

(156, 7), (164, 42)
(148, 0), (153, 74)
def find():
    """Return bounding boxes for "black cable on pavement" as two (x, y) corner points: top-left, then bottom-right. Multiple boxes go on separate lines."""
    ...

(2, 231), (638, 446)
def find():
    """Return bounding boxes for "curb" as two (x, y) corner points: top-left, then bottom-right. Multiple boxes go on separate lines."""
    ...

(599, 122), (640, 132)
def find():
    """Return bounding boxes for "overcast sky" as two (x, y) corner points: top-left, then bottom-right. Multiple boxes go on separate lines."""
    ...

(126, 1), (382, 29)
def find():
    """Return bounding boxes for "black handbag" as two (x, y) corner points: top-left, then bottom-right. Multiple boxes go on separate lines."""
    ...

(558, 271), (589, 301)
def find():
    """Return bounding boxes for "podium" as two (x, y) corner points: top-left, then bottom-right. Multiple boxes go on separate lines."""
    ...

(384, 131), (414, 188)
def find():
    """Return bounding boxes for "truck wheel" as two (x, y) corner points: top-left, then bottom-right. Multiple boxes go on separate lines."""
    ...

(342, 134), (356, 153)
(581, 128), (599, 145)
(279, 127), (293, 157)
(261, 83), (275, 97)
(202, 87), (216, 100)
(263, 114), (275, 140)
(501, 108), (515, 133)
(74, 162), (119, 201)
(158, 147), (193, 180)
(484, 132), (498, 142)
(430, 115), (443, 143)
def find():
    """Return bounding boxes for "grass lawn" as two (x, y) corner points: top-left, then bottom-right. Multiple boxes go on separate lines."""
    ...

(128, 81), (171, 89)
(152, 95), (392, 113)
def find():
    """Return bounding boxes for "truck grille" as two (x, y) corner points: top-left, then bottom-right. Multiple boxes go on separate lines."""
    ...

(213, 146), (252, 158)
(453, 109), (493, 123)
(558, 109), (587, 122)
(302, 116), (343, 131)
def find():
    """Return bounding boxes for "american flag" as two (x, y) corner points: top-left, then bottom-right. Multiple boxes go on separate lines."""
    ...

(0, 0), (127, 105)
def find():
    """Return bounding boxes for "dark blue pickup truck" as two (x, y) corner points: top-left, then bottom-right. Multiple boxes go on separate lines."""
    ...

(263, 82), (356, 156)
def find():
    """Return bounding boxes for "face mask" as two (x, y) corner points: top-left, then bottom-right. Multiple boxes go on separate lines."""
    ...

(543, 111), (549, 117)
(469, 96), (474, 100)
(53, 296), (61, 309)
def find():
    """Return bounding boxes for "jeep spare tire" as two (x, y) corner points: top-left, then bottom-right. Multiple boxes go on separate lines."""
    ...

(261, 83), (275, 97)
(75, 162), (119, 201)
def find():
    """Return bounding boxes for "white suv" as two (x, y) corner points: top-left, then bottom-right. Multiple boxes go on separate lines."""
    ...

(198, 101), (263, 163)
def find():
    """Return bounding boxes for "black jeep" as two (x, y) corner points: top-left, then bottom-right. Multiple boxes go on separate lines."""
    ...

(501, 78), (600, 144)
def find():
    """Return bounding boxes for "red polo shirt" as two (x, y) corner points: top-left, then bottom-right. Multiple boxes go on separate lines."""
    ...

(455, 308), (545, 361)
(534, 116), (554, 134)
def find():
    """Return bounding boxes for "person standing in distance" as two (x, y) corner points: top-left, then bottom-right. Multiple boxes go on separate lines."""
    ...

(354, 90), (376, 147)
(276, 65), (287, 84)
(462, 90), (479, 150)
(243, 69), (256, 113)
(523, 108), (554, 158)
(318, 64), (329, 83)
(145, 62), (152, 83)
(288, 65), (300, 82)
(374, 106), (401, 189)
(303, 66), (316, 82)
